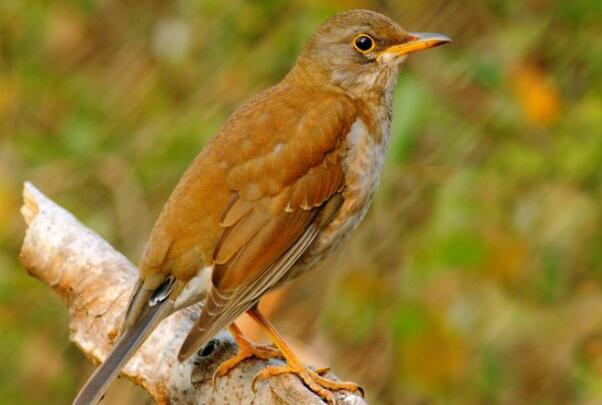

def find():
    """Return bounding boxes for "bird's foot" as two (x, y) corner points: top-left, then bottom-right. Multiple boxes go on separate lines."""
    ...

(251, 361), (363, 404)
(212, 335), (283, 387)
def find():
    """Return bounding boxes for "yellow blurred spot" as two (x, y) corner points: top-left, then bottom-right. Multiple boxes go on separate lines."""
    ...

(0, 77), (16, 120)
(46, 9), (89, 60)
(511, 63), (561, 127)
(399, 316), (468, 390)
(0, 177), (17, 237)
(482, 230), (526, 284)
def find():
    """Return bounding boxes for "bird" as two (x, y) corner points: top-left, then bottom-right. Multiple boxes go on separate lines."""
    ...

(73, 9), (450, 405)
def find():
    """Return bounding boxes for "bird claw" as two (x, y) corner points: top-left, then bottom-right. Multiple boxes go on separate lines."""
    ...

(211, 338), (282, 388)
(251, 363), (363, 403)
(313, 366), (331, 375)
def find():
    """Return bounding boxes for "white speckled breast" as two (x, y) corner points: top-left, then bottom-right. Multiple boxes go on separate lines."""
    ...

(283, 101), (392, 282)
(319, 118), (387, 242)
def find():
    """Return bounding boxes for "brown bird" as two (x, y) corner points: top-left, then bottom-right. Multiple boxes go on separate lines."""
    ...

(73, 9), (450, 405)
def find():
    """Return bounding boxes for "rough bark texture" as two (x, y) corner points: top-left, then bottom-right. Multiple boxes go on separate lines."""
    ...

(18, 182), (367, 405)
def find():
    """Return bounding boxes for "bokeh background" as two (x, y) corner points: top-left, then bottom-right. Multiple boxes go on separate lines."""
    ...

(2, 0), (602, 404)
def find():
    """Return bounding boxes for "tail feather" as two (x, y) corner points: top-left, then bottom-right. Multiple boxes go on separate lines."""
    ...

(72, 294), (173, 405)
(177, 288), (237, 361)
(121, 274), (166, 334)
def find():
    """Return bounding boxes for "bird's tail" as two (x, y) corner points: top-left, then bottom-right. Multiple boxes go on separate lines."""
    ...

(72, 278), (175, 405)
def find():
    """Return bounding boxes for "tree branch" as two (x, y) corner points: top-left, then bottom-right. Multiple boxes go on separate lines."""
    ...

(18, 182), (367, 405)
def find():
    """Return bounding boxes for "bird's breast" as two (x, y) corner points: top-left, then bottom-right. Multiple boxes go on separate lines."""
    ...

(321, 117), (389, 245)
(286, 116), (390, 280)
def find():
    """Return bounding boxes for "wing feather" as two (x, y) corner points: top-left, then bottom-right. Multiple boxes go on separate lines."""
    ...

(172, 86), (356, 359)
(178, 217), (320, 360)
(220, 197), (254, 227)
(213, 207), (270, 265)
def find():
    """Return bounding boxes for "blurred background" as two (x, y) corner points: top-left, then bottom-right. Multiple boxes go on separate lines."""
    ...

(1, 0), (602, 404)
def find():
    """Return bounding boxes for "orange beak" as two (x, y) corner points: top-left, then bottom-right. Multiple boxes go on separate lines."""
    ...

(381, 32), (452, 58)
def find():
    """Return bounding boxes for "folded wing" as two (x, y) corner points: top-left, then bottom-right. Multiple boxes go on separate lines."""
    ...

(177, 86), (356, 359)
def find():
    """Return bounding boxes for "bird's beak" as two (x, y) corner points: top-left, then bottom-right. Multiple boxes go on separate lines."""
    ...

(380, 32), (452, 58)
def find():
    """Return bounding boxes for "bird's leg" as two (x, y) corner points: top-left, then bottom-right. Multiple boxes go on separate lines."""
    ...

(212, 322), (283, 386)
(247, 306), (363, 404)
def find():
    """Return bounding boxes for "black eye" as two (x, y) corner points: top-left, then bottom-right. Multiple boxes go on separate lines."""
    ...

(353, 34), (375, 53)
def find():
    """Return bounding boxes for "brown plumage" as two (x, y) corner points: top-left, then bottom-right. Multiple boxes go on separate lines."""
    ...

(73, 9), (450, 405)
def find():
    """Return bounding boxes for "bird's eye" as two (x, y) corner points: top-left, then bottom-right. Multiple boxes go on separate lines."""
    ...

(353, 34), (375, 53)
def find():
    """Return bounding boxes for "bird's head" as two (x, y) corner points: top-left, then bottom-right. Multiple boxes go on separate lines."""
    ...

(292, 10), (451, 98)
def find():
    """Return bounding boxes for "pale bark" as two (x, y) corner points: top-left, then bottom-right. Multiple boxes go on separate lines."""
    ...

(18, 182), (366, 405)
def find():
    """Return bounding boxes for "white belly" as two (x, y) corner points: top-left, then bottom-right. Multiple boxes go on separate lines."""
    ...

(326, 118), (387, 238)
(286, 118), (389, 279)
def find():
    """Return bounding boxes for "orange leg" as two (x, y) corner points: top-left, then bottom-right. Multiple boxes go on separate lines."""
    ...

(246, 306), (363, 404)
(212, 322), (283, 386)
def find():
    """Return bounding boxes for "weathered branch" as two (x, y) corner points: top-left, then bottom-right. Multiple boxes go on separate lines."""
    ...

(18, 182), (366, 405)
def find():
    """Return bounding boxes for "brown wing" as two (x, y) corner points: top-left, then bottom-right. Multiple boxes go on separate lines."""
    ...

(175, 86), (356, 360)
(137, 84), (354, 278)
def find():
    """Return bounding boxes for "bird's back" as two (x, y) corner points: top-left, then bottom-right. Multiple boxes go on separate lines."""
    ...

(138, 80), (357, 283)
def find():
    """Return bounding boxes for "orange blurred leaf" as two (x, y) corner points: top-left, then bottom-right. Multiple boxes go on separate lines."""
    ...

(510, 63), (561, 127)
